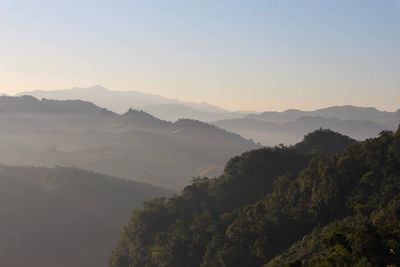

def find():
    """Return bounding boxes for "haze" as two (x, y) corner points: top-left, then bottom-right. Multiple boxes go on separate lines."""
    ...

(1, 0), (399, 111)
(1, 2), (400, 267)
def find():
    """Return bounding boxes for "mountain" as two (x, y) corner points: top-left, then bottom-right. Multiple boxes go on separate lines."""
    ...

(214, 116), (388, 145)
(109, 128), (400, 267)
(213, 105), (399, 146)
(18, 85), (174, 113)
(0, 164), (170, 267)
(0, 95), (111, 114)
(294, 128), (356, 155)
(246, 105), (400, 128)
(0, 95), (257, 189)
(108, 109), (171, 131)
(18, 85), (238, 121)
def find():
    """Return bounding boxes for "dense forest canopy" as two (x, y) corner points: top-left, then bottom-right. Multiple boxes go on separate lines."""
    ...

(109, 128), (400, 266)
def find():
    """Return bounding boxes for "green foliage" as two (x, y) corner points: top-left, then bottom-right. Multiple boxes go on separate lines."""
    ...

(267, 207), (400, 267)
(110, 128), (400, 267)
(295, 128), (356, 155)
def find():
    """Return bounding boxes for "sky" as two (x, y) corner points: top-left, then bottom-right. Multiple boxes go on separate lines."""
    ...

(0, 0), (399, 111)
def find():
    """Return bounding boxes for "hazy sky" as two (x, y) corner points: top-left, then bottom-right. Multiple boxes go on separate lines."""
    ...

(0, 0), (399, 111)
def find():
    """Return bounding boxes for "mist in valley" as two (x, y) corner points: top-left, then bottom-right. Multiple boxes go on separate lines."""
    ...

(1, 1), (399, 266)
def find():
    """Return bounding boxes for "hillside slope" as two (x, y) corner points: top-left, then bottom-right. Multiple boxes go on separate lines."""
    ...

(0, 165), (170, 267)
(109, 128), (399, 266)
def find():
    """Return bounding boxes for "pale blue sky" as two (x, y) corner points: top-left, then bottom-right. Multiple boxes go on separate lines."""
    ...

(0, 0), (399, 111)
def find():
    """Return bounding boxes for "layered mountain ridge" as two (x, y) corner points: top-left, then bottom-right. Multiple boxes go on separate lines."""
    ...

(0, 95), (257, 189)
(15, 86), (399, 145)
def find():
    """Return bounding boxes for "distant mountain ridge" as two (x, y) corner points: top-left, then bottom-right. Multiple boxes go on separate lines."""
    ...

(0, 95), (113, 114)
(14, 86), (399, 145)
(0, 95), (257, 189)
(214, 116), (388, 146)
(246, 105), (399, 125)
(215, 105), (399, 145)
(17, 85), (236, 121)
(16, 86), (399, 123)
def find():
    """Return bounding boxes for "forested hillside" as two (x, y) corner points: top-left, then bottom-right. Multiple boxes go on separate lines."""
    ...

(0, 165), (170, 267)
(108, 128), (400, 266)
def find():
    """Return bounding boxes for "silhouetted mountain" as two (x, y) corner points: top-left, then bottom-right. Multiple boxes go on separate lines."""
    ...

(295, 128), (356, 154)
(107, 109), (172, 131)
(110, 129), (400, 267)
(0, 95), (113, 115)
(0, 96), (257, 189)
(0, 164), (170, 267)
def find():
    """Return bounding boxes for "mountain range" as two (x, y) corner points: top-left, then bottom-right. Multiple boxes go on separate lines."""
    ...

(16, 86), (398, 145)
(0, 88), (398, 266)
(0, 95), (257, 189)
(246, 105), (399, 126)
(18, 85), (243, 122)
(214, 106), (399, 145)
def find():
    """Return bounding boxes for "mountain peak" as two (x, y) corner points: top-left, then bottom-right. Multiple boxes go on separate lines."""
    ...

(118, 109), (170, 126)
(320, 105), (379, 112)
(295, 128), (356, 155)
(123, 108), (155, 117)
